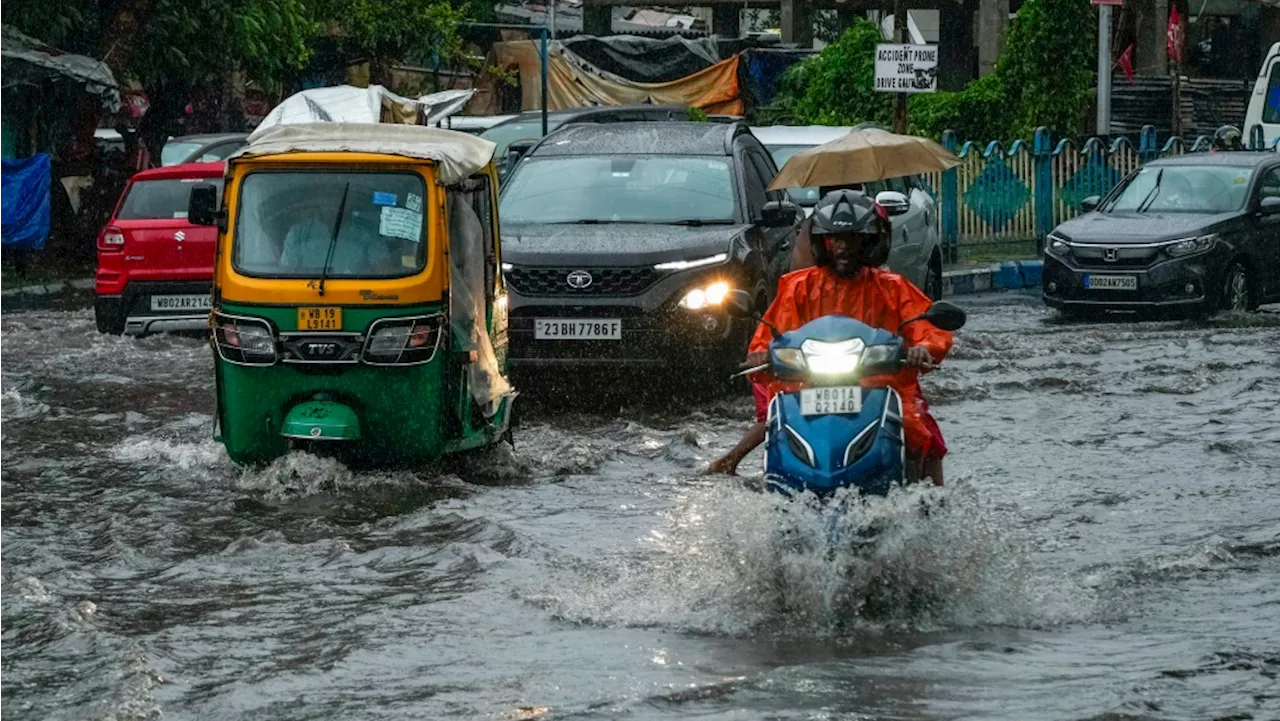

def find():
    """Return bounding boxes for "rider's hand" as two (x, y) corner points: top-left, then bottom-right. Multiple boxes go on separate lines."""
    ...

(745, 351), (769, 366)
(904, 345), (937, 370)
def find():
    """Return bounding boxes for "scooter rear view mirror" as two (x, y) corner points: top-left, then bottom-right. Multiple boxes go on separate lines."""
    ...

(724, 290), (754, 319)
(900, 301), (967, 332)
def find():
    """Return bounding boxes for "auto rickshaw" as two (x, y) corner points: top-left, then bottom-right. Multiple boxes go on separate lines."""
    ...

(188, 122), (515, 466)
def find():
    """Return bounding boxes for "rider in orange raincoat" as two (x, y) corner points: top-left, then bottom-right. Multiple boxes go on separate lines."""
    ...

(707, 189), (953, 482)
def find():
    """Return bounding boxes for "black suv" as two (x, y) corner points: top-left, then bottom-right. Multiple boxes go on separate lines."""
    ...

(497, 121), (801, 376)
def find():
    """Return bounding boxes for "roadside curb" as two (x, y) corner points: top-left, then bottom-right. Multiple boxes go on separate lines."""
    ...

(943, 260), (1043, 297)
(1, 278), (94, 312)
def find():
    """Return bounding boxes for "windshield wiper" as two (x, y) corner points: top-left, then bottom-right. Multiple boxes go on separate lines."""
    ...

(318, 182), (350, 297)
(1136, 169), (1163, 213)
(666, 219), (736, 226)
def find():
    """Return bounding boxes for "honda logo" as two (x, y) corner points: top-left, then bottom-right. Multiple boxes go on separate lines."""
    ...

(1103, 247), (1118, 262)
(174, 230), (186, 242)
(566, 270), (593, 289)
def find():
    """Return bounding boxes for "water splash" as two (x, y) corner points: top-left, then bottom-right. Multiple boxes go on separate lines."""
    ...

(539, 480), (1090, 638)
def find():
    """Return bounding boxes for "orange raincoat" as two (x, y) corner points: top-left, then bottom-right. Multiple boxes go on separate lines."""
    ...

(748, 266), (953, 457)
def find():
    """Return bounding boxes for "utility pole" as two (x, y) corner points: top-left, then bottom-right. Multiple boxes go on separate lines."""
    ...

(1095, 2), (1113, 136)
(549, 0), (557, 40)
(894, 0), (908, 133)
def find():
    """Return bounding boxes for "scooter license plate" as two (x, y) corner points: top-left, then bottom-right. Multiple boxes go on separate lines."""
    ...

(800, 386), (862, 416)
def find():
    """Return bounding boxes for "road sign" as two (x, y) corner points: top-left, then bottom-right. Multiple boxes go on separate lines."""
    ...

(874, 44), (939, 94)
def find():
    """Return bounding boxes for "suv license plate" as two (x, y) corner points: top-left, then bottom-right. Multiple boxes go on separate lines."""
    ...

(534, 319), (621, 340)
(1084, 274), (1137, 290)
(800, 386), (863, 416)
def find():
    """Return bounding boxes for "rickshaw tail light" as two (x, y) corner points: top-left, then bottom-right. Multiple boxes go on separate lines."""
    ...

(212, 313), (277, 366)
(362, 315), (443, 366)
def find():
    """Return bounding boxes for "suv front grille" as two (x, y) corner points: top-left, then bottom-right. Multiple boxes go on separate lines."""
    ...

(507, 267), (660, 297)
(1068, 244), (1161, 269)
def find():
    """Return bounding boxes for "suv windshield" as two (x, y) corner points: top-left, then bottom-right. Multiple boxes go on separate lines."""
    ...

(233, 171), (428, 279)
(1105, 165), (1255, 214)
(501, 155), (738, 224)
(118, 178), (224, 220)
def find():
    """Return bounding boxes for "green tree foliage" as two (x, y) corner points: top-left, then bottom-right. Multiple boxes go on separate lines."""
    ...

(763, 0), (1096, 141)
(759, 19), (893, 127)
(312, 0), (469, 75)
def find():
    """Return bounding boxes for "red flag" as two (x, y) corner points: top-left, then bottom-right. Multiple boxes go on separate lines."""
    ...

(1116, 44), (1135, 83)
(1167, 5), (1185, 64)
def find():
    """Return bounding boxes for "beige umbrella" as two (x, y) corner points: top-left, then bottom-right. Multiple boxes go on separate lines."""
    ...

(767, 127), (961, 191)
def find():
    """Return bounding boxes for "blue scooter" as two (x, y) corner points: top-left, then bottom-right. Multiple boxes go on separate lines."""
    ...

(724, 291), (966, 500)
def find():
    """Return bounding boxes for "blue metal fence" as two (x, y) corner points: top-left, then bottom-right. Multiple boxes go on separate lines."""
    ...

(925, 124), (1280, 261)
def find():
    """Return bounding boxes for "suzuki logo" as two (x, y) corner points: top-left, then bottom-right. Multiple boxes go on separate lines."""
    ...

(1103, 247), (1118, 262)
(566, 270), (593, 289)
(174, 230), (186, 242)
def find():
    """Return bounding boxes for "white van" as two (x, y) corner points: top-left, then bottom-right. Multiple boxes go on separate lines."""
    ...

(1244, 42), (1280, 146)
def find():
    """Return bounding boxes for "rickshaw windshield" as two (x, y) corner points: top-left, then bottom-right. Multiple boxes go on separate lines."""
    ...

(233, 171), (429, 279)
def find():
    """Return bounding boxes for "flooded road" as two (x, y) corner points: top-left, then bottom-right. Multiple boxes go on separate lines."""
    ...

(3, 292), (1279, 721)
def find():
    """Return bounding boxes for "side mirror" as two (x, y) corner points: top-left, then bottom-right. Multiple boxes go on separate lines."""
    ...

(875, 190), (911, 217)
(919, 301), (967, 331)
(724, 289), (755, 318)
(1080, 195), (1101, 213)
(1259, 196), (1280, 215)
(188, 184), (220, 228)
(761, 199), (800, 228)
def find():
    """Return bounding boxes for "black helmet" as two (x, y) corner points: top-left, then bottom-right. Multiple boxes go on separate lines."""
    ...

(810, 189), (885, 236)
(809, 189), (890, 268)
(1213, 125), (1242, 151)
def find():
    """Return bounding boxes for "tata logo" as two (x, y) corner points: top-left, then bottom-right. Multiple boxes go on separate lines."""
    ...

(566, 270), (593, 289)
(1104, 247), (1118, 262)
(174, 230), (186, 242)
(304, 342), (340, 357)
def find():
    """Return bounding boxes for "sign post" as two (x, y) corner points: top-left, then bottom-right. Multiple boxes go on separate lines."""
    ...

(1093, 0), (1123, 137)
(874, 42), (940, 122)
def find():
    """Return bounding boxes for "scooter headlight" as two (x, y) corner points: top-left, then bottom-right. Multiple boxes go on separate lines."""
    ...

(860, 343), (899, 371)
(800, 338), (865, 375)
(773, 347), (806, 370)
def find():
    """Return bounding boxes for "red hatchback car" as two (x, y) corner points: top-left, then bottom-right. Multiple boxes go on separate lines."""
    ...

(95, 162), (224, 335)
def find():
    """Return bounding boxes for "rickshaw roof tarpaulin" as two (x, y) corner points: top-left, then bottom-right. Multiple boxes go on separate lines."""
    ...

(238, 123), (496, 186)
(256, 85), (423, 129)
(492, 39), (744, 115)
(768, 127), (961, 190)
(1, 26), (120, 111)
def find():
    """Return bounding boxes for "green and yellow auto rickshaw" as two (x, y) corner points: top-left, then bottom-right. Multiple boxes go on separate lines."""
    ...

(187, 122), (515, 466)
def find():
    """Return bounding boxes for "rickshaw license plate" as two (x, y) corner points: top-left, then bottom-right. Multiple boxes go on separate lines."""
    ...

(297, 307), (343, 331)
(534, 318), (621, 340)
(800, 386), (863, 416)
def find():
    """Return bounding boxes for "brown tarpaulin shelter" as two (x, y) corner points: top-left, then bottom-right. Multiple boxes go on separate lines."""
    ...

(485, 40), (743, 115)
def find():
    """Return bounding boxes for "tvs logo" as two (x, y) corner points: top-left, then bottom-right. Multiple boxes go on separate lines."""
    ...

(1104, 247), (1118, 262)
(174, 231), (186, 242)
(304, 342), (340, 357)
(566, 270), (593, 289)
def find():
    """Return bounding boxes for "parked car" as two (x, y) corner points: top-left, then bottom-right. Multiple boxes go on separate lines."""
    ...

(498, 120), (801, 376)
(436, 114), (516, 135)
(1244, 41), (1278, 144)
(752, 124), (946, 300)
(160, 133), (248, 166)
(94, 162), (224, 334)
(1042, 153), (1280, 315)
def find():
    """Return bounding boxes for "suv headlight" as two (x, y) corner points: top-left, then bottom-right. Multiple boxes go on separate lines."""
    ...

(800, 338), (865, 375)
(1164, 234), (1217, 257)
(678, 281), (731, 310)
(1047, 233), (1070, 255)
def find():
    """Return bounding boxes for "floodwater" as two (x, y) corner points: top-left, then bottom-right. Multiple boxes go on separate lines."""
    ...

(3, 292), (1278, 721)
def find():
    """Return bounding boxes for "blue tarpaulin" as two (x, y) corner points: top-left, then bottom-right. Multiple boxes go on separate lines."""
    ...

(743, 50), (812, 108)
(2, 153), (51, 250)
